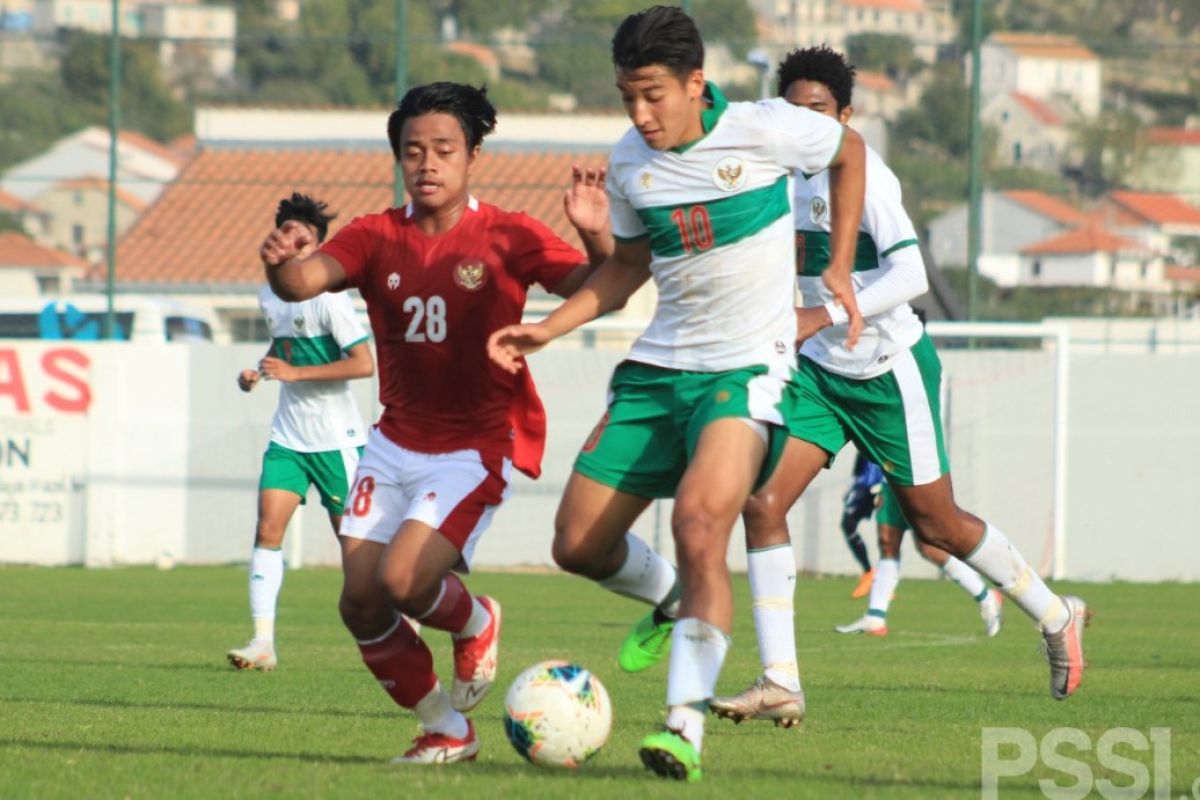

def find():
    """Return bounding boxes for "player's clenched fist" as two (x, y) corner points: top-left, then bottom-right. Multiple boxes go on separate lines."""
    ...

(260, 219), (314, 267)
(487, 323), (553, 375)
(237, 369), (260, 392)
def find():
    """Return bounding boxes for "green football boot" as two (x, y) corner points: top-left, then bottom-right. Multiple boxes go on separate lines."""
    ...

(618, 610), (674, 672)
(638, 729), (701, 782)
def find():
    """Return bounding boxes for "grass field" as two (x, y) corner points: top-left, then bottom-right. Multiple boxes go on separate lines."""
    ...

(1, 566), (1197, 799)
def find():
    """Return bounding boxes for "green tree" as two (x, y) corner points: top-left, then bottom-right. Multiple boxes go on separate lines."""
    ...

(1070, 109), (1144, 197)
(0, 71), (97, 170)
(846, 33), (923, 81)
(59, 31), (190, 142)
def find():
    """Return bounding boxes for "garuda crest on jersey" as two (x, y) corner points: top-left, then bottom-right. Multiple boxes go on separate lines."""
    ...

(712, 156), (748, 192)
(454, 261), (488, 291)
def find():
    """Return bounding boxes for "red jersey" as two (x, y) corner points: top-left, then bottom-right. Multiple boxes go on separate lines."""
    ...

(321, 197), (583, 478)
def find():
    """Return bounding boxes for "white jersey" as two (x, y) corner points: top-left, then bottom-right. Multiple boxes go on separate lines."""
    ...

(258, 286), (370, 452)
(607, 83), (844, 372)
(795, 145), (925, 379)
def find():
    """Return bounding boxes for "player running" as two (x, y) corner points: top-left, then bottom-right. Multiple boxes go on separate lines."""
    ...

(709, 45), (1089, 731)
(488, 7), (867, 782)
(835, 474), (1003, 638)
(842, 450), (883, 597)
(228, 193), (374, 672)
(258, 82), (612, 764)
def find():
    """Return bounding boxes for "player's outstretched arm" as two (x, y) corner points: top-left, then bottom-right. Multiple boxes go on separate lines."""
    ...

(825, 126), (867, 348)
(488, 238), (651, 374)
(260, 220), (346, 302)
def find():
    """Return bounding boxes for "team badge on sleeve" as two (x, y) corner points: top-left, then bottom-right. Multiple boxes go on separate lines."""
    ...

(387, 272), (401, 290)
(454, 261), (488, 291)
(712, 157), (748, 192)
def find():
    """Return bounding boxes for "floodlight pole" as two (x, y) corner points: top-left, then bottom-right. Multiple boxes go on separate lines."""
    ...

(393, 0), (408, 209)
(106, 0), (121, 339)
(966, 0), (983, 323)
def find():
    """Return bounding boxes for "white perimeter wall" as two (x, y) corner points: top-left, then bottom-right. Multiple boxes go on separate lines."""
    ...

(0, 337), (1196, 581)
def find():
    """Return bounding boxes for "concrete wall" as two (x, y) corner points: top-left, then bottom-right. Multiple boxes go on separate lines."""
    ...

(0, 337), (1196, 581)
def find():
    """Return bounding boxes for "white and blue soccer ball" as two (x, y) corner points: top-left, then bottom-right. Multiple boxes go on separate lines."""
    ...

(502, 660), (612, 768)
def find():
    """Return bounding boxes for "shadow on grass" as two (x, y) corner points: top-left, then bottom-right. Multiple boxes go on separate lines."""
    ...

(0, 737), (986, 790)
(0, 695), (397, 720)
(0, 654), (361, 674)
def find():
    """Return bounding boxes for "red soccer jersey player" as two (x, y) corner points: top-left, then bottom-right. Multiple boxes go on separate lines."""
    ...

(258, 82), (612, 764)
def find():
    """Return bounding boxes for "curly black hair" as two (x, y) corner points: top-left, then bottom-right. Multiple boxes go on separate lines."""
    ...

(274, 193), (336, 243)
(387, 82), (497, 159)
(611, 5), (704, 80)
(775, 45), (856, 111)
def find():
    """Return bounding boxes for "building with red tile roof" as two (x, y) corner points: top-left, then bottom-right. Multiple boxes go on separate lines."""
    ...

(0, 231), (86, 296)
(1018, 225), (1168, 292)
(95, 146), (616, 340)
(1130, 128), (1200, 203)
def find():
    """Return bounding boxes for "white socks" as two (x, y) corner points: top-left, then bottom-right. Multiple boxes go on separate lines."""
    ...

(414, 682), (468, 739)
(868, 557), (900, 619)
(941, 555), (990, 602)
(599, 533), (681, 616)
(665, 618), (729, 753)
(249, 546), (284, 641)
(964, 523), (1068, 632)
(454, 598), (491, 640)
(747, 545), (800, 692)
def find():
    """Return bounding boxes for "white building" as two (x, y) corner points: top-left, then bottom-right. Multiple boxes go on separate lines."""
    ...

(981, 91), (1078, 172)
(32, 0), (235, 81)
(142, 2), (236, 81)
(752, 0), (954, 63)
(977, 32), (1101, 118)
(926, 190), (1088, 286)
(1020, 226), (1165, 293)
(0, 126), (185, 206)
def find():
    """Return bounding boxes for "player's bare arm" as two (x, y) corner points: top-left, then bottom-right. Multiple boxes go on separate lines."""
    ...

(488, 238), (651, 373)
(260, 219), (347, 302)
(259, 342), (374, 383)
(824, 125), (866, 347)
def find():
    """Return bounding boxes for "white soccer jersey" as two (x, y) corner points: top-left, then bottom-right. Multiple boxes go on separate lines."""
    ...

(258, 286), (370, 452)
(607, 83), (845, 372)
(795, 145), (925, 379)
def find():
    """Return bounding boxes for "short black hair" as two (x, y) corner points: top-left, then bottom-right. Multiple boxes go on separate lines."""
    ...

(387, 82), (497, 159)
(775, 45), (856, 110)
(275, 193), (336, 243)
(611, 5), (704, 80)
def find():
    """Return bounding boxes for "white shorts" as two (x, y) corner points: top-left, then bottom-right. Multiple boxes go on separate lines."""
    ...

(339, 427), (513, 569)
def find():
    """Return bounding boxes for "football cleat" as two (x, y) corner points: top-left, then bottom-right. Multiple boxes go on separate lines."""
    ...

(979, 589), (1004, 638)
(1042, 595), (1090, 700)
(835, 613), (888, 636)
(709, 675), (806, 728)
(618, 610), (674, 673)
(227, 639), (277, 671)
(392, 720), (479, 764)
(451, 596), (501, 712)
(851, 569), (875, 599)
(639, 729), (701, 782)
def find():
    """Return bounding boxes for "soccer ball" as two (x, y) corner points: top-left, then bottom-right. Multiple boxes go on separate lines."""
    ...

(502, 660), (612, 768)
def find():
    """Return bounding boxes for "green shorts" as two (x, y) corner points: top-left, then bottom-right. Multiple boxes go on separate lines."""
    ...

(574, 360), (790, 499)
(259, 441), (364, 514)
(783, 334), (949, 486)
(875, 482), (909, 530)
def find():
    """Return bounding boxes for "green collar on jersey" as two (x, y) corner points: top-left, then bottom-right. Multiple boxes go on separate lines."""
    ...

(670, 81), (728, 154)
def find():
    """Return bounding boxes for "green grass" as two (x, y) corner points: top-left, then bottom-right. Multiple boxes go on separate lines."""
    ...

(0, 567), (1197, 798)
